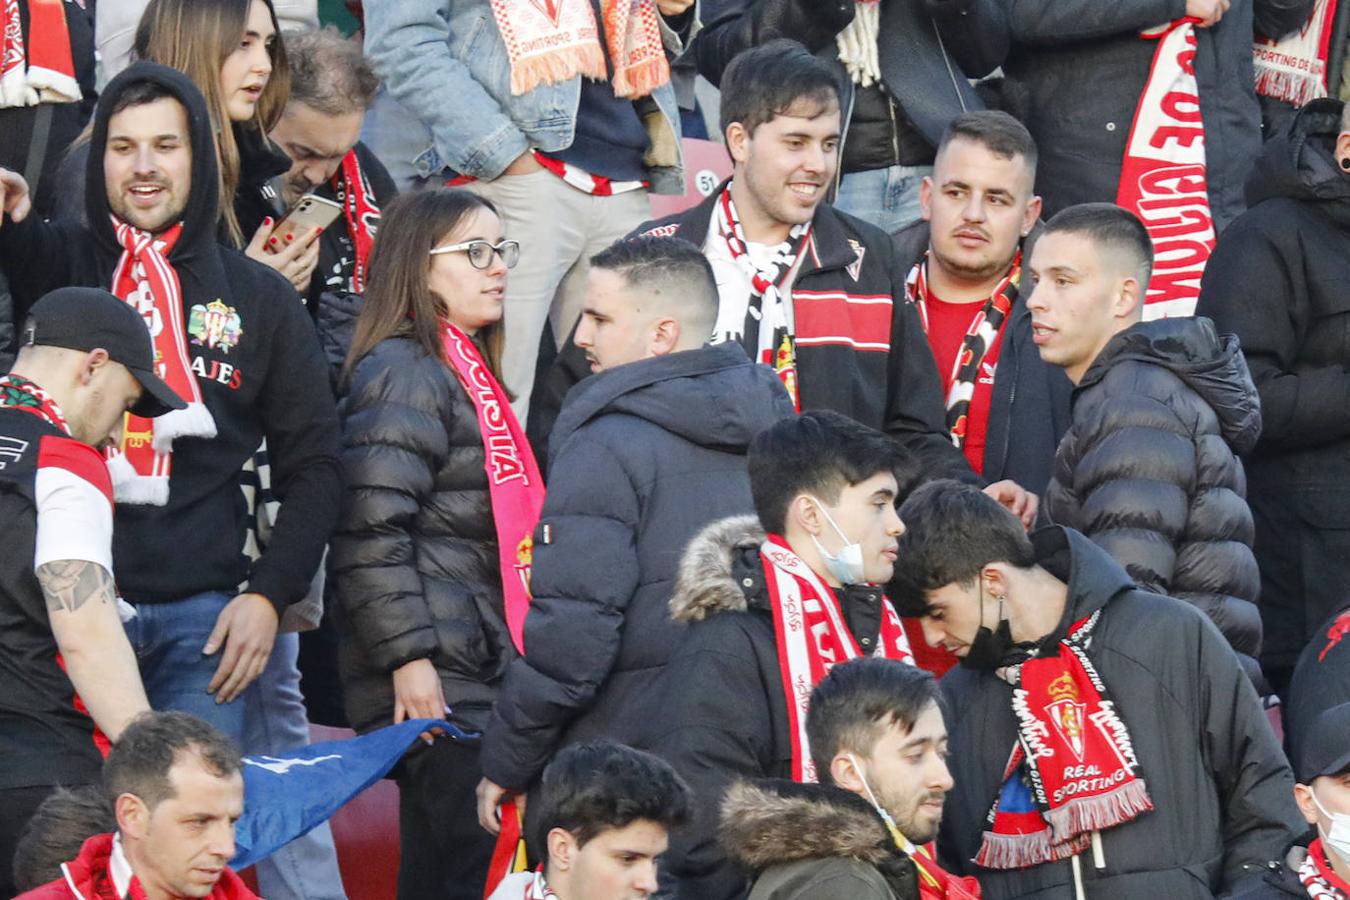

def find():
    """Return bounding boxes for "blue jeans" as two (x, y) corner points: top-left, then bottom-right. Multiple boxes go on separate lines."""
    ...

(834, 164), (933, 234)
(245, 633), (349, 900)
(123, 591), (248, 739)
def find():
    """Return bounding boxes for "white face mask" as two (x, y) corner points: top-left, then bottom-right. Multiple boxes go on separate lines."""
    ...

(1312, 786), (1350, 864)
(847, 753), (913, 853)
(809, 497), (866, 585)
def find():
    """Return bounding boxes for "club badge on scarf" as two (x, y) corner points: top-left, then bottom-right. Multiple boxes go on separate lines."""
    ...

(1255, 0), (1339, 107)
(977, 612), (1153, 870)
(1116, 19), (1216, 320)
(106, 220), (217, 506)
(441, 322), (544, 654)
(909, 252), (1019, 450)
(0, 0), (80, 107)
(764, 534), (913, 784)
(490, 0), (669, 98)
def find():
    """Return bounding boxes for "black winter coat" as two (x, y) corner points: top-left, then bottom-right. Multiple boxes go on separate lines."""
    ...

(984, 0), (1262, 229)
(647, 516), (890, 900)
(1196, 100), (1350, 670)
(481, 345), (793, 790)
(1219, 841), (1317, 899)
(938, 527), (1302, 899)
(1045, 317), (1264, 667)
(331, 335), (514, 734)
(694, 0), (1005, 174)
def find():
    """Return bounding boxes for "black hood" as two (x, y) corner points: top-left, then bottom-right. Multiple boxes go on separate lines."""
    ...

(548, 344), (795, 459)
(1032, 526), (1135, 641)
(1245, 98), (1350, 224)
(1081, 317), (1262, 454)
(86, 62), (221, 259)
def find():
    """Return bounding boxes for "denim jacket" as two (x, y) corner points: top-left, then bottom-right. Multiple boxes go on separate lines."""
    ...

(362, 0), (694, 194)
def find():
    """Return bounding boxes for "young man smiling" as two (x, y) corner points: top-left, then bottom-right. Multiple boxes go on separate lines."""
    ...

(721, 657), (981, 899)
(648, 410), (916, 899)
(892, 479), (1301, 899)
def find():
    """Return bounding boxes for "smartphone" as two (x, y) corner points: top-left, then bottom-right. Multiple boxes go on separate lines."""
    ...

(272, 194), (343, 240)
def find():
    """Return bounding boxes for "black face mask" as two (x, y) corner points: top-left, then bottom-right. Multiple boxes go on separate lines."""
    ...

(958, 583), (1015, 671)
(960, 618), (1015, 671)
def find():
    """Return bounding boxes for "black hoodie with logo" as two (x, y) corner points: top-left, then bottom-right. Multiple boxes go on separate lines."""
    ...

(0, 63), (340, 613)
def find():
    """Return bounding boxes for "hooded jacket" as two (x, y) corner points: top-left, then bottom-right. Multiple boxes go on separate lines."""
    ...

(0, 63), (341, 613)
(1044, 317), (1264, 670)
(331, 332), (518, 733)
(720, 779), (922, 900)
(1220, 839), (1320, 900)
(481, 344), (793, 791)
(16, 833), (258, 900)
(647, 515), (892, 900)
(938, 527), (1302, 900)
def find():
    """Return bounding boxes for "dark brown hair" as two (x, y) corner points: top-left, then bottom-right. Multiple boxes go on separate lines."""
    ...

(343, 189), (507, 386)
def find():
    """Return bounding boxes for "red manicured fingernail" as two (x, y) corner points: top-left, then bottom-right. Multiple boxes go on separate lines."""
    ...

(285, 232), (294, 242)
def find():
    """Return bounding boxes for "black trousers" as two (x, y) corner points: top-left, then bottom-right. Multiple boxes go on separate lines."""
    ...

(395, 737), (497, 900)
(0, 784), (62, 897)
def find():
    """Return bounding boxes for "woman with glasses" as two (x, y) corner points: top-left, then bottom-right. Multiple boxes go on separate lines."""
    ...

(332, 188), (539, 900)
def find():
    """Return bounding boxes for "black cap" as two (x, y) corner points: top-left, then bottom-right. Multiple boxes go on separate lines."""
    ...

(22, 287), (188, 418)
(1299, 702), (1350, 783)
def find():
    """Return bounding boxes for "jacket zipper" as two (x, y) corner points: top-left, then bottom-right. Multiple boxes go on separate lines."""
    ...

(888, 98), (901, 165)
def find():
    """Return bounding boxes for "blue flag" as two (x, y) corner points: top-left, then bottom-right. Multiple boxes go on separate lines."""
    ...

(232, 718), (475, 869)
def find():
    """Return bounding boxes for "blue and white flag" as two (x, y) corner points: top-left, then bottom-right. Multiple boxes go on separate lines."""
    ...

(232, 718), (475, 869)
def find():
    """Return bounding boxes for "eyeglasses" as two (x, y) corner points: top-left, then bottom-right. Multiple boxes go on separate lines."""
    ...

(429, 239), (520, 270)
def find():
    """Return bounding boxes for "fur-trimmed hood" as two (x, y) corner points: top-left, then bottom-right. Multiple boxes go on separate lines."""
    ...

(669, 515), (766, 623)
(719, 779), (895, 869)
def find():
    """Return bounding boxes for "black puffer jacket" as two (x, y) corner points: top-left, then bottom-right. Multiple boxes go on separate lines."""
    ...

(481, 344), (792, 791)
(331, 334), (513, 734)
(1045, 317), (1263, 664)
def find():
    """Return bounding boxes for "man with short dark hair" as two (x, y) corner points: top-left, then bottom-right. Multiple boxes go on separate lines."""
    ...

(898, 111), (1070, 496)
(476, 235), (794, 847)
(0, 286), (186, 896)
(893, 479), (1302, 898)
(721, 657), (981, 899)
(649, 410), (917, 899)
(17, 710), (258, 899)
(1225, 702), (1350, 899)
(487, 741), (691, 900)
(1027, 203), (1265, 680)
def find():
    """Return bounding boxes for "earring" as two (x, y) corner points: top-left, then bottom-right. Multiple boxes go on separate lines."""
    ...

(1341, 157), (1350, 171)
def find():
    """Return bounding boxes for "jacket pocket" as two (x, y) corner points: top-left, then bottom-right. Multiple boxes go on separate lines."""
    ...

(424, 579), (498, 680)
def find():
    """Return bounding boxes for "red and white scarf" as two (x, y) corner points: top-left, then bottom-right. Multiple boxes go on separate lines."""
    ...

(712, 186), (811, 410)
(441, 322), (544, 655)
(0, 373), (70, 433)
(106, 220), (217, 506)
(0, 0), (80, 107)
(1302, 839), (1350, 900)
(763, 534), (913, 784)
(977, 611), (1153, 870)
(1255, 0), (1339, 107)
(333, 150), (380, 294)
(1116, 19), (1216, 320)
(523, 869), (558, 900)
(490, 0), (670, 99)
(908, 252), (1020, 450)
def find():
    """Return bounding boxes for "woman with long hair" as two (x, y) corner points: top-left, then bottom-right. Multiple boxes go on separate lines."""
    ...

(333, 188), (541, 899)
(132, 0), (318, 289)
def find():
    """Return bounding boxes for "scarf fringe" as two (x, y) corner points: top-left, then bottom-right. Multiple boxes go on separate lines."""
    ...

(507, 43), (606, 97)
(612, 56), (670, 99)
(1254, 65), (1328, 106)
(24, 65), (80, 103)
(108, 453), (170, 506)
(975, 829), (1089, 870)
(1043, 779), (1154, 842)
(150, 401), (217, 453)
(0, 66), (34, 107)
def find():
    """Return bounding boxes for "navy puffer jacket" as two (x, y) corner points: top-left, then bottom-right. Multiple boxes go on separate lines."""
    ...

(1045, 316), (1264, 665)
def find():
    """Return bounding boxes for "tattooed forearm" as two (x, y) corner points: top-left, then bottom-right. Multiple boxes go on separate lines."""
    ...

(37, 560), (115, 614)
